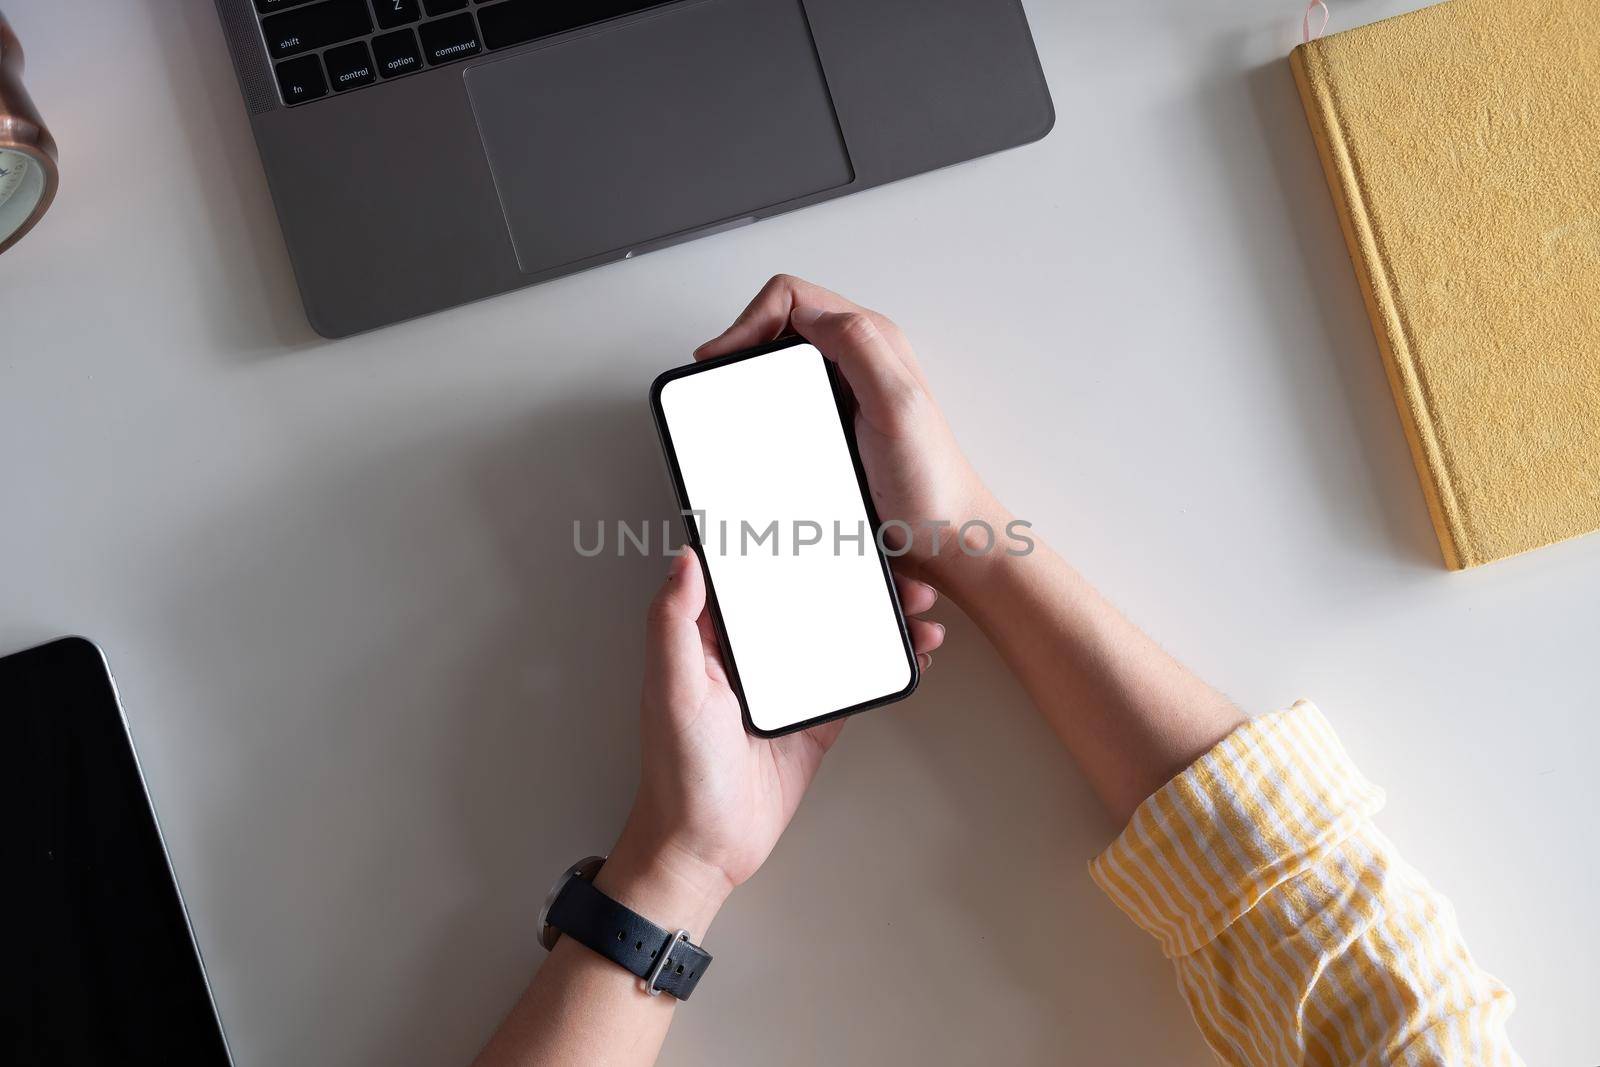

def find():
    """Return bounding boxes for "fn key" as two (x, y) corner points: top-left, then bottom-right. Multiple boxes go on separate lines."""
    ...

(275, 54), (327, 105)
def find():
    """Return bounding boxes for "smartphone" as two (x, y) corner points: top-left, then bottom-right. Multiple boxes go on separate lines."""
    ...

(650, 336), (919, 737)
(1, 637), (233, 1064)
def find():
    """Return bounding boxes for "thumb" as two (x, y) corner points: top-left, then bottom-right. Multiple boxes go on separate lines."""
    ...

(644, 550), (710, 697)
(789, 307), (921, 430)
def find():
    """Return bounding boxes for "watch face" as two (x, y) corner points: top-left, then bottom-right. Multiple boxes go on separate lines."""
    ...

(0, 148), (43, 242)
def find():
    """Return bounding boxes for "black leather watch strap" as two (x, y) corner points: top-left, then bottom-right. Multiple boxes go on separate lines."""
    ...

(546, 874), (713, 1000)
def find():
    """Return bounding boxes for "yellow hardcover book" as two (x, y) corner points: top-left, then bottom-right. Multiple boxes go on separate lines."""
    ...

(1290, 0), (1600, 568)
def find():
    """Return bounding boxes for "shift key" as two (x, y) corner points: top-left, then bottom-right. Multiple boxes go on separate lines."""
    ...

(262, 0), (372, 60)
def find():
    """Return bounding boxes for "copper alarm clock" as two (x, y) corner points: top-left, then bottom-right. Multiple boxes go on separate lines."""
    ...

(0, 11), (57, 256)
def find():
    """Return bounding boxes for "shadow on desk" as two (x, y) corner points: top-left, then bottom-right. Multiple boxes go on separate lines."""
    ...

(1195, 49), (1443, 571)
(153, 0), (321, 357)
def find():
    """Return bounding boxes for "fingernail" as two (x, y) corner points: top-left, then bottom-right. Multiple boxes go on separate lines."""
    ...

(933, 623), (946, 640)
(918, 652), (933, 672)
(791, 305), (824, 329)
(666, 550), (685, 578)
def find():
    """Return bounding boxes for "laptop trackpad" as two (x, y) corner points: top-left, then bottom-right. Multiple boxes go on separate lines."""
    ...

(464, 0), (854, 275)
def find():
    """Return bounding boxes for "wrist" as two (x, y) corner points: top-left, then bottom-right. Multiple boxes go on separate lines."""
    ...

(920, 496), (1025, 594)
(595, 824), (734, 939)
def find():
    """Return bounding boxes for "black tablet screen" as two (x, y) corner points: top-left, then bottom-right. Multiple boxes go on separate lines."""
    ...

(1, 637), (231, 1064)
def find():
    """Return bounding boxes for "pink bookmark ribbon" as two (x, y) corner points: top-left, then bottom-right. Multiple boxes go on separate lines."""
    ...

(1303, 0), (1330, 42)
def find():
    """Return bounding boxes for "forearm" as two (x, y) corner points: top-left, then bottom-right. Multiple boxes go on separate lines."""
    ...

(472, 829), (730, 1067)
(933, 508), (1245, 825)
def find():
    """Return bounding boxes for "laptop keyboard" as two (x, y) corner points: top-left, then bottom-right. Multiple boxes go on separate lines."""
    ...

(259, 0), (677, 106)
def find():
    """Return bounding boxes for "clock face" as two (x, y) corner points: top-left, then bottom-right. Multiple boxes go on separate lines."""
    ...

(0, 149), (29, 209)
(0, 146), (46, 245)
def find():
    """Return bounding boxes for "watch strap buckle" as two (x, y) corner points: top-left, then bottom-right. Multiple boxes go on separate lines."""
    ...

(644, 929), (691, 997)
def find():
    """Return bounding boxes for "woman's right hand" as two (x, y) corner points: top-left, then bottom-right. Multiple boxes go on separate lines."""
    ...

(695, 275), (1004, 584)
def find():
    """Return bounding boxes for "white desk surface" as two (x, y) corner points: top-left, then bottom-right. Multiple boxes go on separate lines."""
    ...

(3, 2), (1593, 1063)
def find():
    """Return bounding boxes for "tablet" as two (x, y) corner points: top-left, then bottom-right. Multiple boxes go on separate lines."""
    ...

(2, 637), (232, 1063)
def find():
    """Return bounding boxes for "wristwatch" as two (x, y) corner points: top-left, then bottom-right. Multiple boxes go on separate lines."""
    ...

(538, 856), (714, 1001)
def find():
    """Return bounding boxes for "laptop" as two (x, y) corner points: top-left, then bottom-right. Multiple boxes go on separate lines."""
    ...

(214, 0), (1055, 338)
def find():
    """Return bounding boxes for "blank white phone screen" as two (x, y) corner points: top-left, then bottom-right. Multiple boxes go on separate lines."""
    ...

(658, 344), (914, 734)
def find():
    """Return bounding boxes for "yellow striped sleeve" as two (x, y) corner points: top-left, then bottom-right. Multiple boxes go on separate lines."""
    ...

(1090, 701), (1523, 1066)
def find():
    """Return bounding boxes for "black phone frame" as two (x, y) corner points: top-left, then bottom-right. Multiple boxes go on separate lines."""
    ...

(649, 334), (920, 739)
